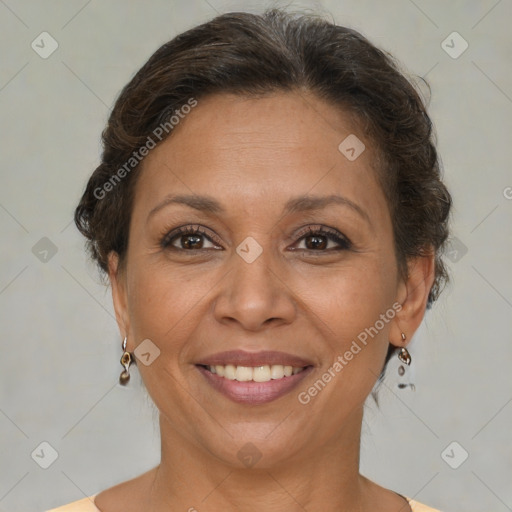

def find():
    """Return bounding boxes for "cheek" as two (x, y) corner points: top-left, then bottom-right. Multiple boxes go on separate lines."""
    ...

(319, 260), (397, 375)
(125, 262), (215, 356)
(324, 251), (397, 318)
(125, 266), (182, 341)
(124, 269), (195, 405)
(292, 268), (396, 438)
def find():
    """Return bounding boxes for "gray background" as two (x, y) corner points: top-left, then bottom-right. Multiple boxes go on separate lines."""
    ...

(1, 1), (511, 511)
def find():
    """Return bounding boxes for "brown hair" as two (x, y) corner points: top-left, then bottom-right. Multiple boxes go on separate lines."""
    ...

(75, 9), (452, 389)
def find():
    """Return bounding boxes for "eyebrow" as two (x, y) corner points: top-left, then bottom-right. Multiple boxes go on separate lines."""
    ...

(147, 193), (371, 225)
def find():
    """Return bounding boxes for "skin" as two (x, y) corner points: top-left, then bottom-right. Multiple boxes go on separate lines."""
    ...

(95, 91), (435, 512)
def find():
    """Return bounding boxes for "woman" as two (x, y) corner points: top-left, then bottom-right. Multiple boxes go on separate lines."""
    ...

(49, 8), (451, 511)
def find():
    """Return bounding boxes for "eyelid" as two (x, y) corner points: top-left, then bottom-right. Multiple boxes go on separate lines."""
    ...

(291, 225), (352, 250)
(160, 224), (223, 249)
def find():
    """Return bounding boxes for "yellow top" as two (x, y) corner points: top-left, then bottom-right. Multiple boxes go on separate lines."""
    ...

(46, 494), (443, 511)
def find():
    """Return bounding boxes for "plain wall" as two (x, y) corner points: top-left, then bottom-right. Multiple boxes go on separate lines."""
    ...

(1, 1), (511, 511)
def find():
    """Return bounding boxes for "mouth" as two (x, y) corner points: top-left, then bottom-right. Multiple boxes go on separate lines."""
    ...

(195, 363), (314, 405)
(199, 363), (308, 381)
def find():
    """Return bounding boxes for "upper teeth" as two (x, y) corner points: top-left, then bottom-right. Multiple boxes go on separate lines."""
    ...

(207, 364), (305, 382)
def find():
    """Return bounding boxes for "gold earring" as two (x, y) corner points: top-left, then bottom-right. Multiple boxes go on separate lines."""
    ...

(119, 337), (132, 385)
(397, 332), (411, 365)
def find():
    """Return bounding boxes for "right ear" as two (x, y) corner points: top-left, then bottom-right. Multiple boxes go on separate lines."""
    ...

(107, 251), (130, 341)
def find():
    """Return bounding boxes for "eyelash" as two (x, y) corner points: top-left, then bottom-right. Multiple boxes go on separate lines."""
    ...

(160, 224), (352, 253)
(294, 226), (352, 251)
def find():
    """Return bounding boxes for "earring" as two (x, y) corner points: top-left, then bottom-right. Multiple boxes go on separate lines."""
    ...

(397, 332), (411, 365)
(119, 337), (133, 385)
(397, 332), (415, 391)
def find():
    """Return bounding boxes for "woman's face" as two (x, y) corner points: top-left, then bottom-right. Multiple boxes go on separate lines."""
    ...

(110, 91), (409, 467)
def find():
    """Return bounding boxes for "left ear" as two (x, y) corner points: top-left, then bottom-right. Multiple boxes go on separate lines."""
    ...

(389, 251), (436, 348)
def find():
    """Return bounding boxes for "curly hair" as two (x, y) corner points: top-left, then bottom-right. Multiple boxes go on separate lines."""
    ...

(74, 9), (452, 390)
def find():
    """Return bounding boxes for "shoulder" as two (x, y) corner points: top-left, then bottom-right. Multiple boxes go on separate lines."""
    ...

(45, 495), (100, 511)
(404, 496), (444, 512)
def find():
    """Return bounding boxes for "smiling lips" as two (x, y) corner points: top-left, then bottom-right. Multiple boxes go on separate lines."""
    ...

(206, 363), (306, 382)
(195, 350), (314, 404)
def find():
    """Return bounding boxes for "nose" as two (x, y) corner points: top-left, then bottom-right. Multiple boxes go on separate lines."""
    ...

(212, 241), (297, 332)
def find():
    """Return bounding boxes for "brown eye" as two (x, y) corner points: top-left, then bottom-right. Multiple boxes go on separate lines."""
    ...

(161, 225), (220, 251)
(294, 227), (352, 252)
(175, 233), (208, 250)
(304, 234), (328, 250)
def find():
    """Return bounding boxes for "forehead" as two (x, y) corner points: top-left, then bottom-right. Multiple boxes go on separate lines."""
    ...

(132, 91), (387, 224)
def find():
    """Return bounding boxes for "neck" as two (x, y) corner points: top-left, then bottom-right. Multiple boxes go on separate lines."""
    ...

(149, 406), (372, 511)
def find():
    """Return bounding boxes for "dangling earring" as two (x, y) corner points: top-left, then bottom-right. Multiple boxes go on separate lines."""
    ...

(398, 332), (411, 365)
(119, 337), (132, 385)
(397, 332), (415, 390)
